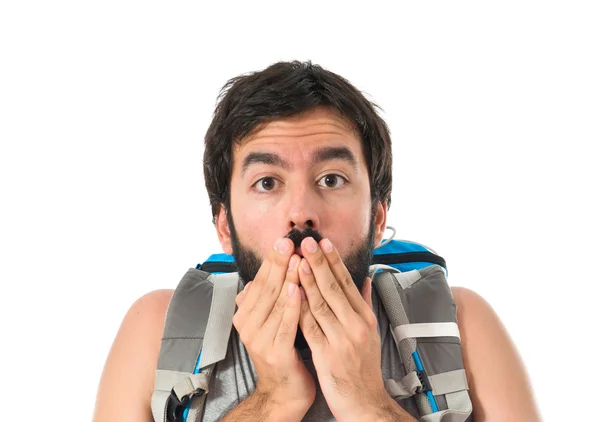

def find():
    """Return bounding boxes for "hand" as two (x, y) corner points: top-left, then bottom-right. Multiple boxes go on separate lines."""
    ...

(232, 237), (316, 418)
(297, 237), (394, 422)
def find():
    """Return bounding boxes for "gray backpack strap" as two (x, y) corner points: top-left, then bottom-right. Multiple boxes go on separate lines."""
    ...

(371, 265), (473, 422)
(372, 267), (434, 416)
(198, 273), (240, 367)
(151, 269), (241, 422)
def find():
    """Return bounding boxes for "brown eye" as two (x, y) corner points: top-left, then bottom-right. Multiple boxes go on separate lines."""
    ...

(253, 177), (279, 193)
(261, 178), (274, 190)
(318, 174), (347, 189)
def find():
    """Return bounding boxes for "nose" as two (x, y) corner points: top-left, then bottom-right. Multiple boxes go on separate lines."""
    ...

(286, 184), (320, 232)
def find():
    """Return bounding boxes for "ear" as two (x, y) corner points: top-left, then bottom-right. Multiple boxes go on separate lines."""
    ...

(215, 204), (234, 255)
(373, 201), (387, 247)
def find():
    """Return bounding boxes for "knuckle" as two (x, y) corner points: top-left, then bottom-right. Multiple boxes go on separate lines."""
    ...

(264, 283), (278, 298)
(352, 325), (369, 344)
(232, 312), (242, 329)
(271, 298), (286, 316)
(313, 253), (325, 267)
(329, 251), (342, 266)
(305, 317), (321, 335)
(313, 299), (331, 316)
(340, 274), (354, 289)
(364, 311), (378, 329)
(326, 276), (341, 292)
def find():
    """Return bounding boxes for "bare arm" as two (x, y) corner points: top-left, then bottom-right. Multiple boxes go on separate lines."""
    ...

(93, 289), (173, 422)
(453, 287), (542, 422)
(221, 388), (306, 422)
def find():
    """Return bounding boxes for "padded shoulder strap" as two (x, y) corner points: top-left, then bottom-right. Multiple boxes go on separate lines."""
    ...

(151, 269), (242, 421)
(372, 265), (472, 422)
(158, 269), (215, 373)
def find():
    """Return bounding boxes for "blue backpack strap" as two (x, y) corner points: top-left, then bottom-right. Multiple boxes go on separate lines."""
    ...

(196, 253), (236, 274)
(372, 239), (447, 274)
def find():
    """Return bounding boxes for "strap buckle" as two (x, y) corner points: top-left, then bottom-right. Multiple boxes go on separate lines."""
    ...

(166, 387), (206, 422)
(416, 369), (433, 393)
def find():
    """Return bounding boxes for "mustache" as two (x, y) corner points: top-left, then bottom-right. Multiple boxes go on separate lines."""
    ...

(284, 227), (324, 248)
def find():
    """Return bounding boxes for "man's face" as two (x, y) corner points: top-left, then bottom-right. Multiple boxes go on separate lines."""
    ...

(216, 107), (386, 290)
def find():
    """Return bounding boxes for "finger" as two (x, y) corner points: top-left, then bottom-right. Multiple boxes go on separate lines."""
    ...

(238, 258), (271, 310)
(301, 237), (362, 324)
(245, 238), (295, 331)
(361, 277), (373, 311)
(273, 281), (302, 348)
(319, 238), (373, 317)
(235, 281), (252, 308)
(258, 254), (301, 344)
(298, 290), (327, 353)
(285, 253), (301, 287)
(298, 257), (344, 342)
(234, 239), (279, 331)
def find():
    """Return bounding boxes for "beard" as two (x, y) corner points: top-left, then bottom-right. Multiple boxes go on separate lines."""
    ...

(225, 206), (377, 350)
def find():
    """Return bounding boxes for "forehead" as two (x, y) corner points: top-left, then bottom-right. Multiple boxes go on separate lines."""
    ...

(234, 107), (363, 158)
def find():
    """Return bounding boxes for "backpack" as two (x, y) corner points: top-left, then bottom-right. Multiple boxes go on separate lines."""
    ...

(151, 229), (473, 421)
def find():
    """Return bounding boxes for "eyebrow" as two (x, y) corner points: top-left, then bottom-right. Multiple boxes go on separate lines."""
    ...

(241, 146), (358, 176)
(313, 146), (358, 168)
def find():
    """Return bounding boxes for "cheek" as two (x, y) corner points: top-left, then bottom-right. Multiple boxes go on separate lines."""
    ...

(232, 200), (279, 253)
(325, 209), (371, 256)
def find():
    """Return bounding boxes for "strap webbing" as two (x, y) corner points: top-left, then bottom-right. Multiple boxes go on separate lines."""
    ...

(151, 390), (170, 422)
(429, 369), (469, 396)
(393, 322), (461, 343)
(420, 390), (472, 422)
(198, 273), (240, 368)
(384, 371), (422, 399)
(446, 390), (473, 413)
(154, 369), (195, 392)
(185, 394), (209, 421)
(152, 370), (194, 422)
(368, 263), (401, 278)
(393, 269), (422, 289)
(173, 370), (212, 401)
(420, 408), (472, 422)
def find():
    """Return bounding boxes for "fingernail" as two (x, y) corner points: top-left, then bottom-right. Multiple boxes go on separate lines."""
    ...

(301, 259), (312, 274)
(305, 237), (318, 253)
(287, 283), (297, 297)
(322, 238), (333, 253)
(278, 238), (290, 254)
(288, 256), (298, 271)
(274, 238), (282, 251)
(299, 287), (306, 301)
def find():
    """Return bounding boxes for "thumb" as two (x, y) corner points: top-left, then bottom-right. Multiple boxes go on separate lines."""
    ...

(361, 277), (373, 310)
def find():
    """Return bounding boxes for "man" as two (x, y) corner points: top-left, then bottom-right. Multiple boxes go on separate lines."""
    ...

(94, 61), (541, 421)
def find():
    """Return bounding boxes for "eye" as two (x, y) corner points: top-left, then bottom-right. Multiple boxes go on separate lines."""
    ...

(253, 177), (280, 193)
(318, 174), (347, 189)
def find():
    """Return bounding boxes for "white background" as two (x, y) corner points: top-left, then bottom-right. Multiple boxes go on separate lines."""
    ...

(1, 2), (598, 421)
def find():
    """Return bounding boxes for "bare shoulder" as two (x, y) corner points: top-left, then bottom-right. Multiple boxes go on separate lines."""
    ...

(450, 287), (542, 422)
(93, 289), (174, 422)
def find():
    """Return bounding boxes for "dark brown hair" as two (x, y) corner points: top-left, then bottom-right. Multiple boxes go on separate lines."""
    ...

(203, 60), (393, 224)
